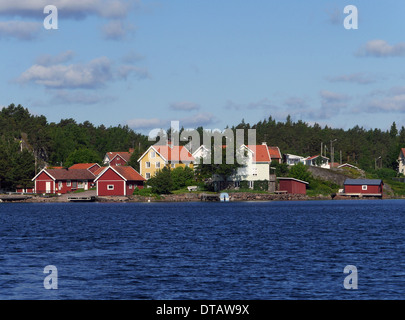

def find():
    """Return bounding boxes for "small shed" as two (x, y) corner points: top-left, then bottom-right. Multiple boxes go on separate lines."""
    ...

(343, 179), (383, 197)
(278, 177), (309, 195)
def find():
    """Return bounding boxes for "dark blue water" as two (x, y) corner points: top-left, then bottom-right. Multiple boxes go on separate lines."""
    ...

(0, 200), (404, 300)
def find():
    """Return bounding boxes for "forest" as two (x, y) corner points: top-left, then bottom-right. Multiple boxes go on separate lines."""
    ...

(1, 103), (404, 191)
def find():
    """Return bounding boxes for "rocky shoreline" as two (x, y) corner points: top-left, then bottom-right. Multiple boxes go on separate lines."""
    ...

(1, 192), (329, 203)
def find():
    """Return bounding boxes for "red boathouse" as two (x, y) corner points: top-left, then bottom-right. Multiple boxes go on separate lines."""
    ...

(94, 165), (145, 196)
(343, 179), (383, 197)
(277, 177), (309, 195)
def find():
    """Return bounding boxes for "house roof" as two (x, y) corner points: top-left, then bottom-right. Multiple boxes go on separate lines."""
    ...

(93, 166), (108, 176)
(69, 163), (100, 170)
(139, 145), (195, 162)
(246, 145), (271, 163)
(106, 151), (132, 162)
(344, 179), (383, 186)
(33, 168), (96, 181)
(306, 155), (329, 161)
(277, 177), (309, 184)
(400, 148), (405, 158)
(94, 165), (145, 182)
(268, 146), (281, 159)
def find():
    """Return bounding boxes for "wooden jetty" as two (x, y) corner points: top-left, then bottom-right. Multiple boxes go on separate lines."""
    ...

(200, 193), (220, 201)
(67, 196), (96, 202)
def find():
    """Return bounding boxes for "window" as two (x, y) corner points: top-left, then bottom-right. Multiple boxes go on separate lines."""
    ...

(171, 163), (176, 168)
(72, 181), (77, 189)
(252, 167), (258, 176)
(67, 180), (71, 187)
(151, 151), (156, 158)
(362, 185), (367, 191)
(107, 185), (114, 190)
(249, 181), (254, 189)
(58, 181), (62, 189)
(78, 181), (84, 189)
(146, 162), (151, 168)
(146, 173), (151, 179)
(129, 184), (133, 189)
(156, 162), (161, 168)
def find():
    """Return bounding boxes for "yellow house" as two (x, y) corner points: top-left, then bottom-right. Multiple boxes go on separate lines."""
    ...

(138, 145), (195, 179)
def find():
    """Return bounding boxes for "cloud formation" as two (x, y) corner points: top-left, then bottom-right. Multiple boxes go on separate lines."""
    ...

(356, 39), (405, 57)
(18, 53), (150, 89)
(0, 21), (41, 40)
(0, 0), (136, 19)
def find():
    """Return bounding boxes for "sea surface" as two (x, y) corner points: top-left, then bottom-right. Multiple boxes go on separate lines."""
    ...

(0, 200), (404, 300)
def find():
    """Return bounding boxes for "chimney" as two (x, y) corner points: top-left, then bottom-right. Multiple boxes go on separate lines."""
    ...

(129, 148), (134, 154)
(262, 142), (267, 146)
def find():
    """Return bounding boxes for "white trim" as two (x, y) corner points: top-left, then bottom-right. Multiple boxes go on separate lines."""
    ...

(107, 184), (114, 190)
(31, 168), (56, 181)
(124, 181), (126, 196)
(96, 181), (99, 196)
(109, 153), (128, 164)
(94, 166), (127, 182)
(137, 146), (168, 163)
(277, 177), (309, 185)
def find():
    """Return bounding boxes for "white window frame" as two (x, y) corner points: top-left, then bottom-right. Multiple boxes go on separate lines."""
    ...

(155, 162), (161, 168)
(129, 184), (133, 189)
(171, 163), (176, 168)
(151, 151), (156, 158)
(362, 185), (367, 191)
(107, 185), (114, 190)
(146, 161), (151, 168)
(146, 173), (151, 179)
(58, 181), (63, 189)
(66, 180), (71, 187)
(249, 181), (254, 189)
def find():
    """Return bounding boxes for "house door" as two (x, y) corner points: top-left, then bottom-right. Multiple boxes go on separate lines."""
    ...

(45, 182), (51, 193)
(84, 181), (88, 190)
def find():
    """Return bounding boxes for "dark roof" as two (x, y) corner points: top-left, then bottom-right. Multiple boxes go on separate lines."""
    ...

(344, 179), (383, 186)
(277, 177), (309, 184)
(45, 168), (96, 180)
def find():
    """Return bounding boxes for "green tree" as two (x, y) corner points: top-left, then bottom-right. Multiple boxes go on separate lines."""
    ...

(64, 148), (102, 167)
(171, 166), (195, 190)
(147, 166), (173, 194)
(289, 162), (311, 182)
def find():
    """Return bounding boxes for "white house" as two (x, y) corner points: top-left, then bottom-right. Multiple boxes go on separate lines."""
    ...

(304, 155), (330, 169)
(284, 154), (306, 166)
(398, 148), (405, 175)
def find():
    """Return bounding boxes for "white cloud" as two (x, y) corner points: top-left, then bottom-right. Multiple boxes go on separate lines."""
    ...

(18, 53), (150, 89)
(180, 112), (216, 127)
(35, 50), (75, 66)
(356, 39), (405, 57)
(18, 56), (113, 89)
(320, 90), (350, 109)
(101, 19), (135, 40)
(170, 101), (200, 111)
(0, 21), (41, 40)
(0, 0), (136, 19)
(50, 89), (115, 105)
(126, 118), (167, 130)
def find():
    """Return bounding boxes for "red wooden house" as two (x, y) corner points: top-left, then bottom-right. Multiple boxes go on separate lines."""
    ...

(32, 168), (96, 194)
(103, 149), (134, 166)
(94, 165), (145, 196)
(343, 179), (383, 197)
(278, 177), (309, 194)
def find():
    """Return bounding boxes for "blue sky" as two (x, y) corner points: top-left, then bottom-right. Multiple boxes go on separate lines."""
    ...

(1, 0), (405, 134)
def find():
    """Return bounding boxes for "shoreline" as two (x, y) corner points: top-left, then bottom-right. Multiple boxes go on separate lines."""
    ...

(0, 191), (398, 203)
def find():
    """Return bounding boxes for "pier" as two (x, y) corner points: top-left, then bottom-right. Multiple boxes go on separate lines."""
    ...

(200, 193), (220, 201)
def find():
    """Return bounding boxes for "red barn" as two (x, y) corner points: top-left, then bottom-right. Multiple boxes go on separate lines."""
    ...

(32, 168), (96, 194)
(278, 177), (309, 194)
(344, 179), (383, 197)
(94, 166), (145, 196)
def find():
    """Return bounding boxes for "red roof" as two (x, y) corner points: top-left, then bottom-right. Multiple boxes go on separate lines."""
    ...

(268, 147), (281, 159)
(246, 145), (271, 163)
(69, 163), (100, 170)
(106, 152), (132, 162)
(95, 166), (145, 182)
(93, 166), (108, 176)
(41, 168), (96, 180)
(154, 145), (195, 162)
(401, 148), (405, 157)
